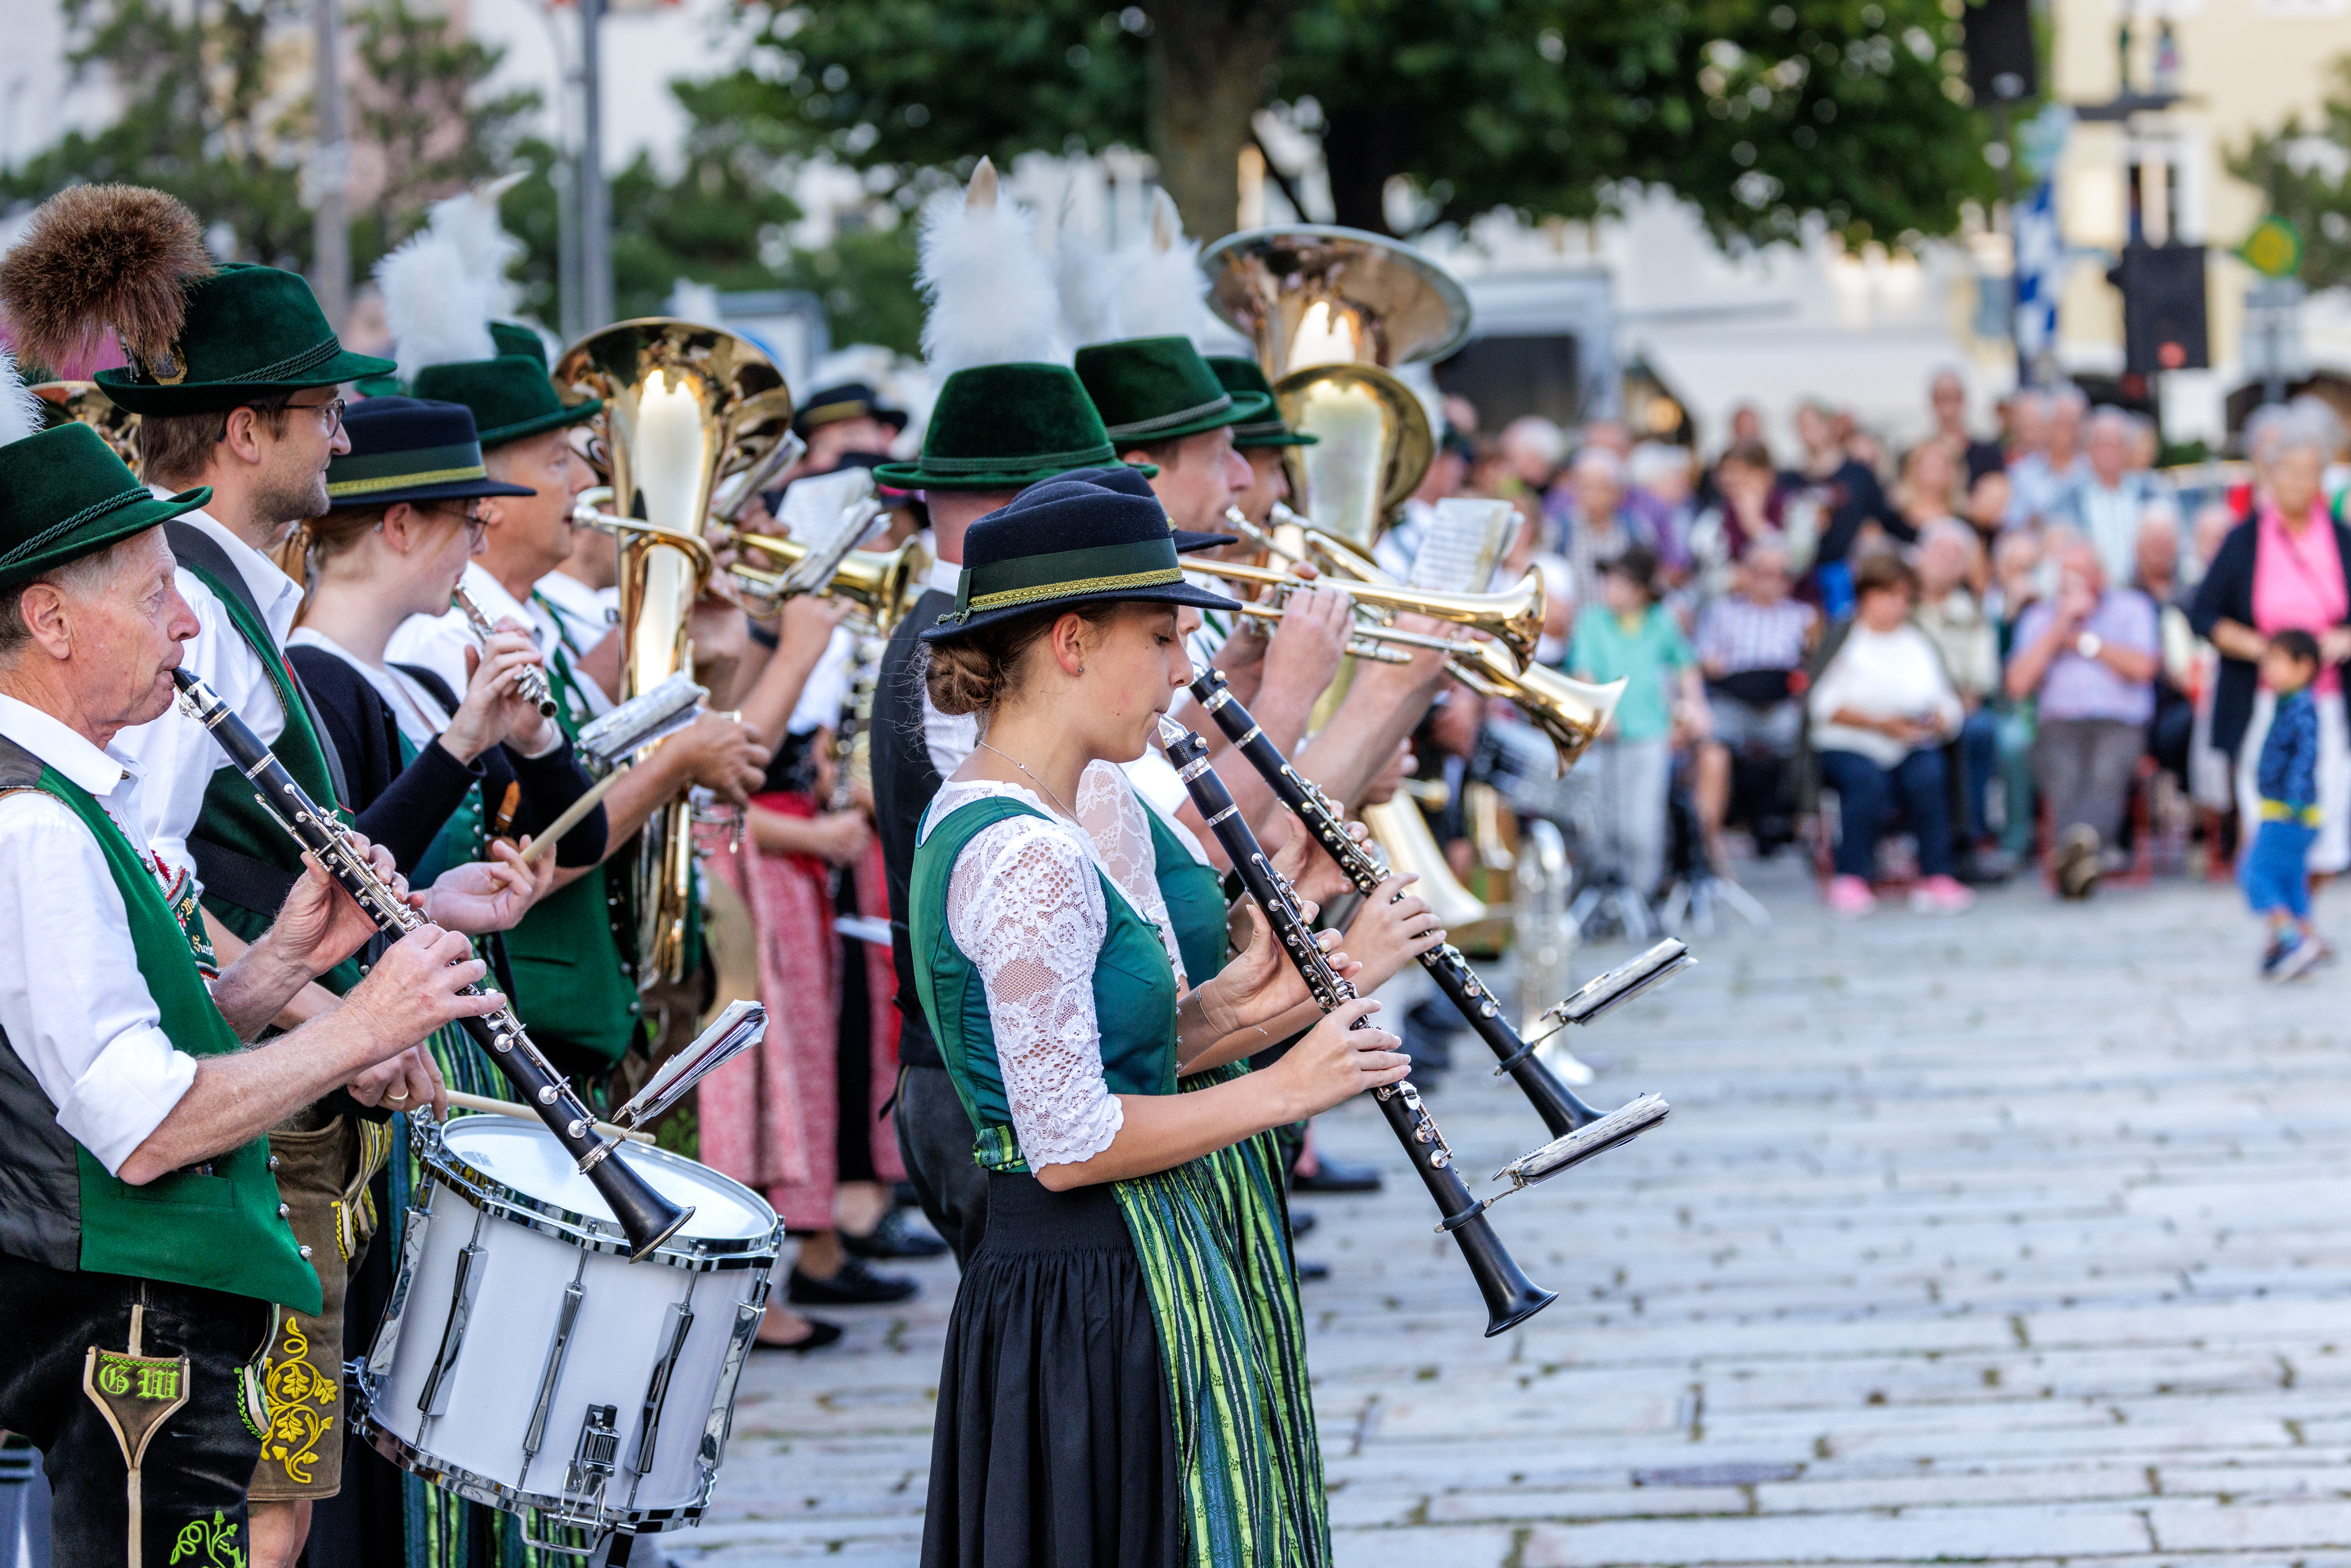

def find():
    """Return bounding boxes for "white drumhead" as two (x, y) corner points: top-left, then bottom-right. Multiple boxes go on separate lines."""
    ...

(439, 1115), (775, 1242)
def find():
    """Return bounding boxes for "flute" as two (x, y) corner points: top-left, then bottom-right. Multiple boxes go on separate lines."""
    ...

(1188, 670), (1672, 1176)
(171, 669), (692, 1261)
(1157, 714), (1555, 1337)
(451, 583), (559, 719)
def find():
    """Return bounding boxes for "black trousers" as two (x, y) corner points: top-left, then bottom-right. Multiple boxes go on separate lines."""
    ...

(893, 1063), (989, 1268)
(0, 1251), (270, 1567)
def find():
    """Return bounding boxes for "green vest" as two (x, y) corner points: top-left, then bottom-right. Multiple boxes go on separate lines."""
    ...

(12, 757), (319, 1311)
(1143, 799), (1228, 987)
(499, 617), (642, 1070)
(909, 795), (1177, 1148)
(177, 554), (362, 996)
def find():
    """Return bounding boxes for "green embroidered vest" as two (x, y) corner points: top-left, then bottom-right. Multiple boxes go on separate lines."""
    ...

(499, 619), (643, 1070)
(909, 795), (1177, 1156)
(7, 752), (319, 1311)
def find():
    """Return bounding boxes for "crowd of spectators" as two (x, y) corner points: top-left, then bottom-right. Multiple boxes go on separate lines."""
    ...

(1405, 372), (2351, 966)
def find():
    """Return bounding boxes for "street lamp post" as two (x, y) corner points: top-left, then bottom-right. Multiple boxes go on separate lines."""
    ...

(577, 0), (612, 330)
(311, 0), (350, 329)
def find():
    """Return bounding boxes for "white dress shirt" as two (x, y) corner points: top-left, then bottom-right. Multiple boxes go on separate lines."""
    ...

(920, 554), (979, 778)
(387, 562), (615, 721)
(0, 695), (200, 1174)
(111, 507), (304, 886)
(532, 570), (621, 671)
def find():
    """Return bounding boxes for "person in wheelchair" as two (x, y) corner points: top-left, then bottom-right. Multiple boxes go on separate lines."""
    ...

(1692, 538), (1816, 863)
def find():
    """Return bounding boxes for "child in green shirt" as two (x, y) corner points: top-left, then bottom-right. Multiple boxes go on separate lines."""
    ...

(1567, 546), (1704, 894)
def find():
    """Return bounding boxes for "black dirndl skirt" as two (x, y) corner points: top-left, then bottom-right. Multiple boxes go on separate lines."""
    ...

(922, 1171), (1180, 1568)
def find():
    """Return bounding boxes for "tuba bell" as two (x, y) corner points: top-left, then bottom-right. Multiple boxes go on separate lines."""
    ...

(554, 318), (796, 987)
(1201, 225), (1470, 553)
(32, 381), (140, 466)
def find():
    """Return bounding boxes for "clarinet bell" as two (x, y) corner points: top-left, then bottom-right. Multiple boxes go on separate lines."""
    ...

(1451, 1215), (1557, 1337)
(588, 1142), (695, 1261)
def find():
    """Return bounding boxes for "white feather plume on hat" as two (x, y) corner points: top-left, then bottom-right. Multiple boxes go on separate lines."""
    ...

(0, 348), (42, 448)
(375, 175), (531, 381)
(1053, 196), (1122, 348)
(1103, 189), (1211, 346)
(918, 159), (1070, 375)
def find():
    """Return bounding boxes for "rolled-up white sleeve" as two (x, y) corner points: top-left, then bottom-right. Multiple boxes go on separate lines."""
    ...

(0, 794), (199, 1173)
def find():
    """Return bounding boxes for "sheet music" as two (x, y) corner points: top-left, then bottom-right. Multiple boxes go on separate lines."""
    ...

(778, 466), (878, 551)
(1409, 498), (1516, 594)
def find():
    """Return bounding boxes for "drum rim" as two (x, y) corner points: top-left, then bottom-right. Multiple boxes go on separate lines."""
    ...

(421, 1115), (784, 1269)
(351, 1403), (710, 1532)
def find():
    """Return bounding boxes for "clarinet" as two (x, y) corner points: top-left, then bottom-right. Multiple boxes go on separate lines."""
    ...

(452, 584), (560, 719)
(1188, 670), (1670, 1160)
(1157, 715), (1555, 1337)
(171, 669), (693, 1261)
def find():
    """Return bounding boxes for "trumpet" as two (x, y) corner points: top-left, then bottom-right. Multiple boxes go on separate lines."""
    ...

(1190, 557), (1544, 666)
(450, 584), (559, 719)
(725, 529), (929, 638)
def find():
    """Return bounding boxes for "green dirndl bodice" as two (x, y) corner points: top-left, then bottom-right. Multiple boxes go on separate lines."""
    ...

(912, 792), (1330, 1568)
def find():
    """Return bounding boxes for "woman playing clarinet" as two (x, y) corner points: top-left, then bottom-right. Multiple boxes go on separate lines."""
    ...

(909, 480), (1418, 1568)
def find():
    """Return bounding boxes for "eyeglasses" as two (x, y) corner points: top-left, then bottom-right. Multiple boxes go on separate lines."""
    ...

(417, 502), (488, 542)
(290, 396), (346, 437)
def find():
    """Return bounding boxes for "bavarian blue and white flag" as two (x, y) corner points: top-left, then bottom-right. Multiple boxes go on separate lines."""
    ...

(2013, 179), (2062, 368)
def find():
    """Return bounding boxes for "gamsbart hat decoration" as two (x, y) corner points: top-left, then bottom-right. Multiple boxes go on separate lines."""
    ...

(0, 349), (209, 590)
(322, 397), (537, 509)
(920, 478), (1240, 642)
(1207, 356), (1317, 448)
(0, 186), (395, 416)
(1075, 335), (1272, 448)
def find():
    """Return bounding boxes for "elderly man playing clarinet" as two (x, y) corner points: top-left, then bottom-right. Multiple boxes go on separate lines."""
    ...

(0, 420), (502, 1566)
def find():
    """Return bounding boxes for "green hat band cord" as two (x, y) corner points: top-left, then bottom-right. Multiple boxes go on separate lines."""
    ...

(1102, 393), (1233, 442)
(220, 335), (344, 384)
(0, 487), (155, 568)
(942, 538), (1184, 626)
(914, 440), (1118, 475)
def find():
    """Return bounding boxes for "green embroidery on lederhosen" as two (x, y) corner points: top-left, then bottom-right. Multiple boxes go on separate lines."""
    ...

(169, 1510), (247, 1568)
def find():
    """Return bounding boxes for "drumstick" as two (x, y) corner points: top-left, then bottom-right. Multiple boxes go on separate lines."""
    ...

(443, 1089), (656, 1144)
(518, 766), (630, 865)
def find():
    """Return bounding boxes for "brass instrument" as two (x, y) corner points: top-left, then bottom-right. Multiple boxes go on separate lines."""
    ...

(553, 319), (795, 985)
(32, 380), (140, 465)
(1189, 557), (1544, 666)
(1201, 226), (1470, 551)
(726, 529), (931, 638)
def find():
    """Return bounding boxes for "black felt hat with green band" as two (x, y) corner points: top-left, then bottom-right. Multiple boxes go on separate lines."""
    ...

(324, 398), (536, 508)
(1075, 336), (1272, 447)
(0, 424), (212, 589)
(96, 264), (397, 416)
(919, 478), (1240, 642)
(410, 355), (601, 448)
(874, 364), (1145, 492)
(1207, 356), (1317, 448)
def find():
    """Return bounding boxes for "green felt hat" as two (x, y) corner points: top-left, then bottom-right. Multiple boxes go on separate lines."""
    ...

(873, 364), (1150, 492)
(95, 264), (396, 416)
(489, 320), (550, 367)
(409, 355), (601, 448)
(1075, 336), (1273, 448)
(0, 424), (211, 589)
(1206, 356), (1317, 448)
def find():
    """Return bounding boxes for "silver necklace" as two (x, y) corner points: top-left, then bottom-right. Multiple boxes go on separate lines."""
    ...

(975, 740), (1076, 820)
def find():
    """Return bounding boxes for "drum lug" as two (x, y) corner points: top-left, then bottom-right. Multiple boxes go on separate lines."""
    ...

(698, 1298), (765, 1488)
(418, 1235), (487, 1419)
(626, 1296), (696, 1497)
(518, 1264), (590, 1492)
(365, 1196), (433, 1381)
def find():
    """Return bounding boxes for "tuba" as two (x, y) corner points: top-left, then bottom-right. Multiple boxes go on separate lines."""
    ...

(1201, 225), (1470, 552)
(554, 319), (796, 987)
(32, 381), (140, 466)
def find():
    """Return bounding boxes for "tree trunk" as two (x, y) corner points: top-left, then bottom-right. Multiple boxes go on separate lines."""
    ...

(1322, 102), (1417, 235)
(1148, 0), (1289, 241)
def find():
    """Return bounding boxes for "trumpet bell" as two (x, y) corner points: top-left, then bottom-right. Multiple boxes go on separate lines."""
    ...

(1451, 642), (1625, 778)
(730, 531), (931, 638)
(33, 381), (140, 466)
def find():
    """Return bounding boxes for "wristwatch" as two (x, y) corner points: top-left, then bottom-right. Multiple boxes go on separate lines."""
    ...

(2074, 632), (2104, 661)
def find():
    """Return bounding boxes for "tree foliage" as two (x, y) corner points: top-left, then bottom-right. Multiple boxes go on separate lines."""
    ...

(723, 0), (1996, 246)
(2229, 56), (2351, 291)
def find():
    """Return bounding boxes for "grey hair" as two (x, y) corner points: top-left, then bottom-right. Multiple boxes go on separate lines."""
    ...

(2050, 385), (2089, 415)
(0, 539), (138, 658)
(2271, 403), (2340, 465)
(1920, 516), (1981, 559)
(2086, 406), (2134, 442)
(1571, 446), (1627, 484)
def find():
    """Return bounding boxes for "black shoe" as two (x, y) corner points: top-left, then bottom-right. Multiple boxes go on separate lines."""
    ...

(842, 1207), (950, 1260)
(752, 1316), (844, 1353)
(1295, 1259), (1331, 1283)
(1292, 1154), (1383, 1194)
(789, 1256), (919, 1305)
(1289, 1209), (1318, 1240)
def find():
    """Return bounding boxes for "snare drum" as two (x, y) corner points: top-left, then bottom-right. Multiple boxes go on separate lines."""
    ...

(353, 1114), (783, 1536)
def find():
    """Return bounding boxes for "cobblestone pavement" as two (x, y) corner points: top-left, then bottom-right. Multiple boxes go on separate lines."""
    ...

(666, 856), (2350, 1566)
